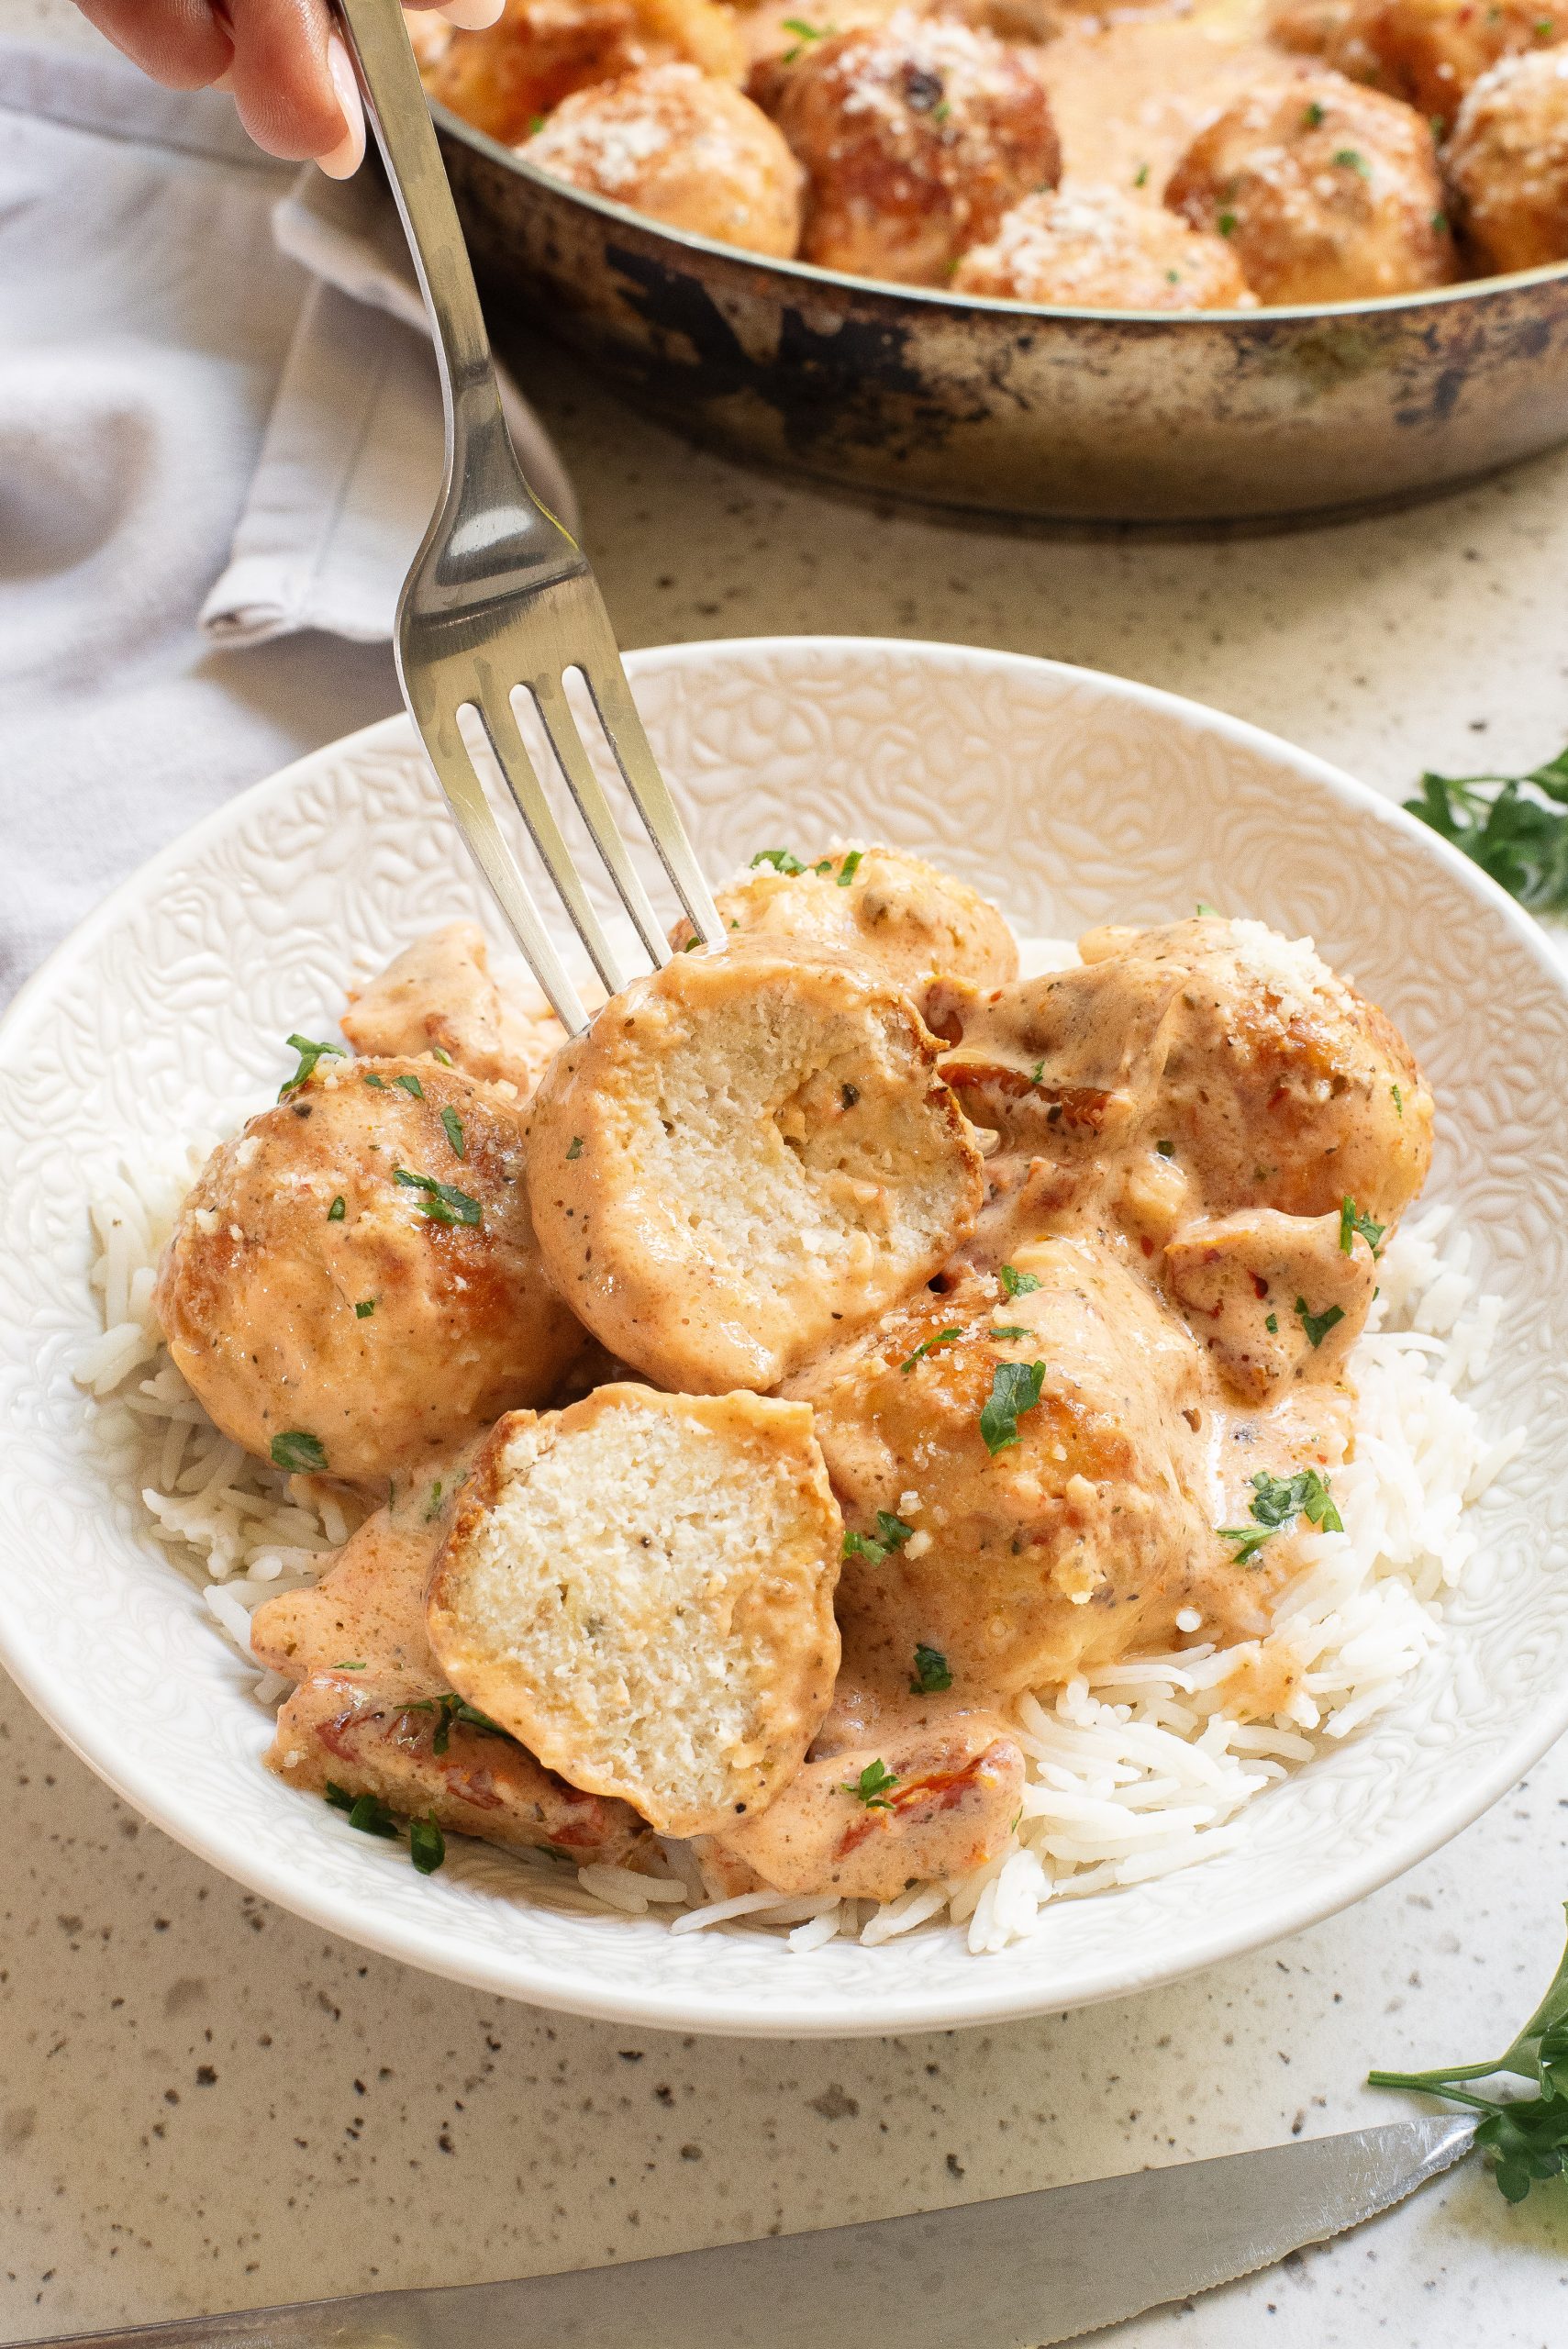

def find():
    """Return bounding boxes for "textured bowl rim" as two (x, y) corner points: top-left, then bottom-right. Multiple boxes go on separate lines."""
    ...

(438, 98), (1568, 331)
(2, 633), (1564, 2039)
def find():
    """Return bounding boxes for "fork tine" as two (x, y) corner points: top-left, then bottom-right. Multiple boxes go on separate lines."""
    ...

(413, 703), (590, 1036)
(581, 661), (725, 946)
(529, 670), (672, 970)
(476, 691), (631, 998)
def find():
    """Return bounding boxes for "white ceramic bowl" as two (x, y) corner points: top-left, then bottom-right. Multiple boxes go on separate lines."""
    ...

(2, 636), (1565, 2039)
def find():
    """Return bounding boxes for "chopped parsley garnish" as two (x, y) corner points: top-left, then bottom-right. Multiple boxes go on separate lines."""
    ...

(1195, 899), (1219, 917)
(423, 1480), (444, 1521)
(271, 1430), (328, 1475)
(1392, 1082), (1404, 1116)
(1156, 1138), (1175, 1157)
(900, 1325), (962, 1374)
(1371, 1900), (1568, 2203)
(1340, 1195), (1385, 1258)
(989, 1324), (1030, 1341)
(333, 1662), (365, 1671)
(1218, 209), (1238, 236)
(1405, 743), (1568, 909)
(751, 848), (806, 874)
(278, 1033), (344, 1099)
(910, 1642), (953, 1695)
(328, 1195), (346, 1221)
(355, 1299), (375, 1319)
(1265, 1311), (1279, 1333)
(1220, 1466), (1344, 1563)
(393, 1166), (483, 1227)
(1296, 1295), (1346, 1348)
(430, 1045), (453, 1066)
(407, 1692), (506, 1754)
(394, 1072), (425, 1100)
(441, 1106), (465, 1159)
(1134, 161), (1150, 185)
(841, 1509), (916, 1569)
(1000, 1264), (1041, 1297)
(843, 1758), (899, 1809)
(980, 1360), (1046, 1455)
(325, 1784), (397, 1838)
(1333, 147), (1368, 173)
(1030, 1058), (1046, 1084)
(408, 1813), (446, 1874)
(566, 1136), (584, 1161)
(1303, 99), (1325, 126)
(837, 850), (863, 887)
(362, 1072), (388, 1090)
(1432, 209), (1449, 234)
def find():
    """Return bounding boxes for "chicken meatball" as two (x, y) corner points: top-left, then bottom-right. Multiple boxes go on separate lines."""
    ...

(155, 1054), (584, 1486)
(1075, 914), (1433, 1227)
(341, 922), (565, 1100)
(955, 183), (1253, 306)
(676, 843), (1018, 998)
(789, 1238), (1219, 1695)
(1330, 0), (1564, 131)
(524, 64), (806, 256)
(1165, 72), (1456, 300)
(525, 950), (984, 1392)
(1446, 47), (1568, 268)
(1268, 0), (1356, 56)
(770, 11), (1061, 284)
(422, 0), (743, 143)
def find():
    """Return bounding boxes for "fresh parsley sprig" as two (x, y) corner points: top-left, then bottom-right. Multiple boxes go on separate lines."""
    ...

(841, 1510), (915, 1569)
(910, 1642), (952, 1694)
(1370, 1904), (1568, 2201)
(1406, 745), (1568, 911)
(1340, 1196), (1385, 1258)
(393, 1166), (483, 1228)
(843, 1759), (899, 1809)
(980, 1359), (1047, 1455)
(326, 1782), (447, 1875)
(901, 1325), (962, 1375)
(278, 1033), (344, 1099)
(1219, 1466), (1342, 1563)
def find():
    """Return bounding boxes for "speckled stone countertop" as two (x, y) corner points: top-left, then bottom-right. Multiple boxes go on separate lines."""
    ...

(6, 5), (1568, 2338)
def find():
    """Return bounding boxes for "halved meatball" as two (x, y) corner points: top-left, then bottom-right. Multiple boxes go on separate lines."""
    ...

(769, 10), (1061, 283)
(525, 950), (984, 1392)
(1446, 46), (1568, 269)
(954, 183), (1254, 306)
(426, 1386), (842, 1837)
(524, 63), (806, 255)
(155, 1054), (584, 1486)
(1166, 72), (1456, 299)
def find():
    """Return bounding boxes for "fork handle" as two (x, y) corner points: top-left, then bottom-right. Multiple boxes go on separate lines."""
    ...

(333, 0), (578, 558)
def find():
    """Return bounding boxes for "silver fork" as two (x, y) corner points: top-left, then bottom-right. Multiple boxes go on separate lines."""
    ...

(335, 0), (723, 1035)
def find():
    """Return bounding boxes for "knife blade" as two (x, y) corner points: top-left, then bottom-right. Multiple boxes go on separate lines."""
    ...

(28, 2114), (1474, 2349)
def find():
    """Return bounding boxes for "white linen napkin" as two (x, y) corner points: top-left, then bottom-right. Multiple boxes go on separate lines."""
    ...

(199, 166), (580, 647)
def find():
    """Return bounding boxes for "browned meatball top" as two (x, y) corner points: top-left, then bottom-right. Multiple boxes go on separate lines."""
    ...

(155, 1055), (584, 1486)
(524, 63), (806, 255)
(954, 182), (1256, 305)
(1166, 69), (1456, 298)
(1330, 0), (1565, 131)
(1447, 45), (1568, 269)
(770, 9), (1061, 283)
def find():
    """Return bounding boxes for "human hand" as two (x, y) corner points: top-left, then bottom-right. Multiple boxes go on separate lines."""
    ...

(72, 0), (505, 176)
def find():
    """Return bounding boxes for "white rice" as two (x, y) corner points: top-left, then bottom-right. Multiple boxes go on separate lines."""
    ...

(79, 1158), (1518, 1956)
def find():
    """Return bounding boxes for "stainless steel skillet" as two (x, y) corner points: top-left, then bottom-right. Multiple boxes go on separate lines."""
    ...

(430, 99), (1568, 525)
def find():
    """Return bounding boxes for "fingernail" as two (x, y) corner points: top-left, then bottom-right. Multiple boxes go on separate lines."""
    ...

(438, 0), (506, 28)
(318, 29), (366, 179)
